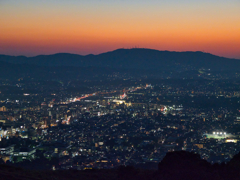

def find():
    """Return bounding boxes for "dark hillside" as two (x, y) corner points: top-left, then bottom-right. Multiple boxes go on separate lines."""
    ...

(2, 151), (240, 180)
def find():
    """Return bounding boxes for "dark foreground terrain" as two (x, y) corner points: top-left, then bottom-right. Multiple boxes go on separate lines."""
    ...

(2, 151), (240, 180)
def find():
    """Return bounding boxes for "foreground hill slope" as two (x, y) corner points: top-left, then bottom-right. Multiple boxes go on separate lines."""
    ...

(2, 151), (240, 180)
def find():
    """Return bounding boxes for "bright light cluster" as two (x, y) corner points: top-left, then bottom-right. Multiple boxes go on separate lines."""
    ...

(213, 132), (227, 135)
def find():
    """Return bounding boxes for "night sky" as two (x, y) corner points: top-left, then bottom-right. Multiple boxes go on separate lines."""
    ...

(0, 0), (239, 58)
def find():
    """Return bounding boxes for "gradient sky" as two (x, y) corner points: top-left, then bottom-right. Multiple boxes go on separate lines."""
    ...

(0, 0), (240, 58)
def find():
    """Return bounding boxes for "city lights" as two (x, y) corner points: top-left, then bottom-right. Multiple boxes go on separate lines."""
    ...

(212, 131), (227, 135)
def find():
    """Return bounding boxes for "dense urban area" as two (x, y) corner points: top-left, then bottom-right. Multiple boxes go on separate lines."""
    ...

(1, 70), (240, 171)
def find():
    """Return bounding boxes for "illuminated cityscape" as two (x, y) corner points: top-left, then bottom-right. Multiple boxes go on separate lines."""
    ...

(1, 0), (240, 179)
(1, 74), (240, 170)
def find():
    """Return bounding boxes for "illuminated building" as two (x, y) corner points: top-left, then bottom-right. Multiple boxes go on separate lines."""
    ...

(225, 139), (238, 143)
(0, 106), (7, 112)
(12, 147), (36, 162)
(112, 99), (132, 107)
(120, 93), (127, 99)
(0, 144), (15, 155)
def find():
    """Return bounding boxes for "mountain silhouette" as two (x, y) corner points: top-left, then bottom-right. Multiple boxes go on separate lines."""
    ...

(1, 48), (239, 71)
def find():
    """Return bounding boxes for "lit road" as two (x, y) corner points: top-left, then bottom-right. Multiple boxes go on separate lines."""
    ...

(68, 85), (147, 103)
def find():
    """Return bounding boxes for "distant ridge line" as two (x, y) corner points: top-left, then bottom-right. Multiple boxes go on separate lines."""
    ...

(0, 48), (238, 60)
(0, 48), (239, 71)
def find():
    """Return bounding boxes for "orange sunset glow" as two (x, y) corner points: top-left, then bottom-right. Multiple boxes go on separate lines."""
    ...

(0, 0), (239, 58)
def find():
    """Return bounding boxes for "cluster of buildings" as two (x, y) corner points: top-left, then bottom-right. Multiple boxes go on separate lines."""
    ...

(0, 81), (240, 169)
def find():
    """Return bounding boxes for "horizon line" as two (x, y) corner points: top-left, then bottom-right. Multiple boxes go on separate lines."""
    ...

(0, 48), (239, 60)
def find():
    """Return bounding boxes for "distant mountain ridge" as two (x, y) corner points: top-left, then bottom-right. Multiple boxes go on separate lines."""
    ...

(0, 48), (239, 71)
